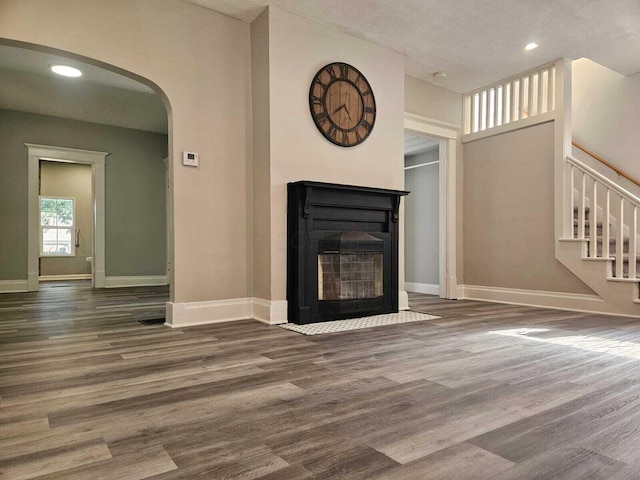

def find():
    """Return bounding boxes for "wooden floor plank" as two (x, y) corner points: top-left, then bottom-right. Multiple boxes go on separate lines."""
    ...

(3, 283), (640, 478)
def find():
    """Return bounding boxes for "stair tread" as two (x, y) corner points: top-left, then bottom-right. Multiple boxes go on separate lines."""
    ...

(607, 277), (640, 283)
(571, 201), (640, 300)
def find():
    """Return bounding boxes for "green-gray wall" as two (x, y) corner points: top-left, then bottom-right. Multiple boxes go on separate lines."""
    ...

(405, 148), (440, 286)
(0, 109), (168, 281)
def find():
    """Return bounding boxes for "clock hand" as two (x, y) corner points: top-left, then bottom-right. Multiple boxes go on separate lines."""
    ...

(331, 104), (353, 121)
(332, 104), (347, 115)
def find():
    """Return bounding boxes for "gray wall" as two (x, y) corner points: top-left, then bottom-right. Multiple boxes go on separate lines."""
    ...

(40, 161), (93, 276)
(0, 109), (168, 281)
(463, 121), (592, 294)
(405, 148), (440, 286)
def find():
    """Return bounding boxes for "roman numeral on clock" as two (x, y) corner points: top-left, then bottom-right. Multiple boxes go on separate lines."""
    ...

(315, 112), (328, 124)
(314, 78), (327, 92)
(327, 125), (338, 140)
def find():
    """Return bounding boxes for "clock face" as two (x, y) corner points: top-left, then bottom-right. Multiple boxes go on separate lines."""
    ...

(309, 62), (376, 147)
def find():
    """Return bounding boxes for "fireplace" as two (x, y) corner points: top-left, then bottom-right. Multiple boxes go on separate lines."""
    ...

(287, 181), (408, 324)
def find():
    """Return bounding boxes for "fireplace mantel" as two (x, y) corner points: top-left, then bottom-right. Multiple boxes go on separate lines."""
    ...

(287, 181), (409, 324)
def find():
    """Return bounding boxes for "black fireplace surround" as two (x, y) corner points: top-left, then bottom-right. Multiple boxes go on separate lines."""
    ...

(287, 181), (409, 324)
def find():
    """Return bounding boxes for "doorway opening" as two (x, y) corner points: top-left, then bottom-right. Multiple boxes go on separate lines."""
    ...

(39, 159), (95, 284)
(404, 132), (441, 296)
(26, 144), (107, 290)
(403, 113), (461, 300)
(0, 43), (171, 307)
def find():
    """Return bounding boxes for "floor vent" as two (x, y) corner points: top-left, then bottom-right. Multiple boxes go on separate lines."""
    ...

(139, 318), (166, 326)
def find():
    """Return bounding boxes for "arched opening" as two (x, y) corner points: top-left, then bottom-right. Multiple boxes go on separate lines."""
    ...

(0, 40), (174, 320)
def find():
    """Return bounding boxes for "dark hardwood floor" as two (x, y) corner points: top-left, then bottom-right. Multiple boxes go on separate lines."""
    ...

(3, 282), (640, 478)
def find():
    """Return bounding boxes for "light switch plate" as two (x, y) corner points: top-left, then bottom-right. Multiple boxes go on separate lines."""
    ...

(182, 151), (199, 167)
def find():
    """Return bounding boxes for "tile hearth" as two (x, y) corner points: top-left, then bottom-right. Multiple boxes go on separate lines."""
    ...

(279, 310), (441, 335)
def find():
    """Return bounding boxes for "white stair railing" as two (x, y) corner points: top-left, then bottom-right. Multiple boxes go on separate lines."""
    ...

(566, 155), (640, 279)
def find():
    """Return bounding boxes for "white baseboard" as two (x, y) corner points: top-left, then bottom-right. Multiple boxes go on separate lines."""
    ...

(406, 282), (440, 295)
(399, 290), (409, 311)
(166, 297), (289, 328)
(105, 275), (168, 288)
(252, 298), (288, 325)
(166, 298), (253, 327)
(39, 274), (92, 281)
(458, 284), (619, 316)
(0, 279), (29, 293)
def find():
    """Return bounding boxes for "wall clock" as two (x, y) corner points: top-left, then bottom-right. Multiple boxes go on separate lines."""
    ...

(309, 62), (376, 147)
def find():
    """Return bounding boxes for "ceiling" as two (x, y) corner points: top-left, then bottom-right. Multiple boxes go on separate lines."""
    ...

(0, 45), (155, 94)
(404, 132), (438, 156)
(186, 0), (640, 92)
(0, 45), (167, 133)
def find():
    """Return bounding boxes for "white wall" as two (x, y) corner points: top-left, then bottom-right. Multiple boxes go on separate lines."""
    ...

(253, 7), (405, 303)
(572, 58), (640, 178)
(405, 148), (439, 287)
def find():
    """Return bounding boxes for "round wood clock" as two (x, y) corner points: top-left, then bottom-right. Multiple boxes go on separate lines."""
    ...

(309, 62), (376, 147)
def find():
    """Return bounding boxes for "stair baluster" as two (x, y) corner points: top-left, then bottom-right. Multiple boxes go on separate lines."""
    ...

(569, 164), (575, 238)
(616, 197), (624, 279)
(603, 189), (610, 258)
(590, 177), (597, 258)
(579, 172), (587, 240)
(631, 206), (638, 279)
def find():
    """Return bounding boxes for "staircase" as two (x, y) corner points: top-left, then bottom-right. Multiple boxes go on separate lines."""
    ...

(557, 151), (640, 316)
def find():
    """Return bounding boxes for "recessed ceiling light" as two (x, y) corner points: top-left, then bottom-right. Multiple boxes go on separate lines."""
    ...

(50, 65), (82, 77)
(525, 42), (538, 51)
(433, 72), (447, 80)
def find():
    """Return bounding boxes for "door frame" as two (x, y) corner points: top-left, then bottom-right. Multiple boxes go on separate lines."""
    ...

(26, 143), (108, 291)
(404, 113), (460, 299)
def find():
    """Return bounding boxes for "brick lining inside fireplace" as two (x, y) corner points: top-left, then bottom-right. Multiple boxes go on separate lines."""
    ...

(318, 252), (383, 300)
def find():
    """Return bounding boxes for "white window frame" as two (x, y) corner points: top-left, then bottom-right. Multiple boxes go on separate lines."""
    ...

(39, 195), (76, 257)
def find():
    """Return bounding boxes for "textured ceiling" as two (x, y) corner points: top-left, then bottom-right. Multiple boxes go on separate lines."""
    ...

(186, 0), (640, 92)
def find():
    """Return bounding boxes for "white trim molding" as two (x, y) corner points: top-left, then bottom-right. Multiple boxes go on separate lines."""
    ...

(457, 284), (635, 316)
(0, 280), (29, 293)
(105, 275), (168, 288)
(166, 297), (288, 328)
(404, 113), (461, 139)
(166, 298), (253, 328)
(404, 113), (460, 301)
(406, 282), (440, 295)
(462, 115), (554, 144)
(399, 290), (409, 311)
(252, 298), (288, 325)
(39, 274), (92, 281)
(26, 144), (108, 292)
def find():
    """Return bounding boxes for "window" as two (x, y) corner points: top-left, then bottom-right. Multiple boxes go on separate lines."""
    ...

(40, 197), (75, 256)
